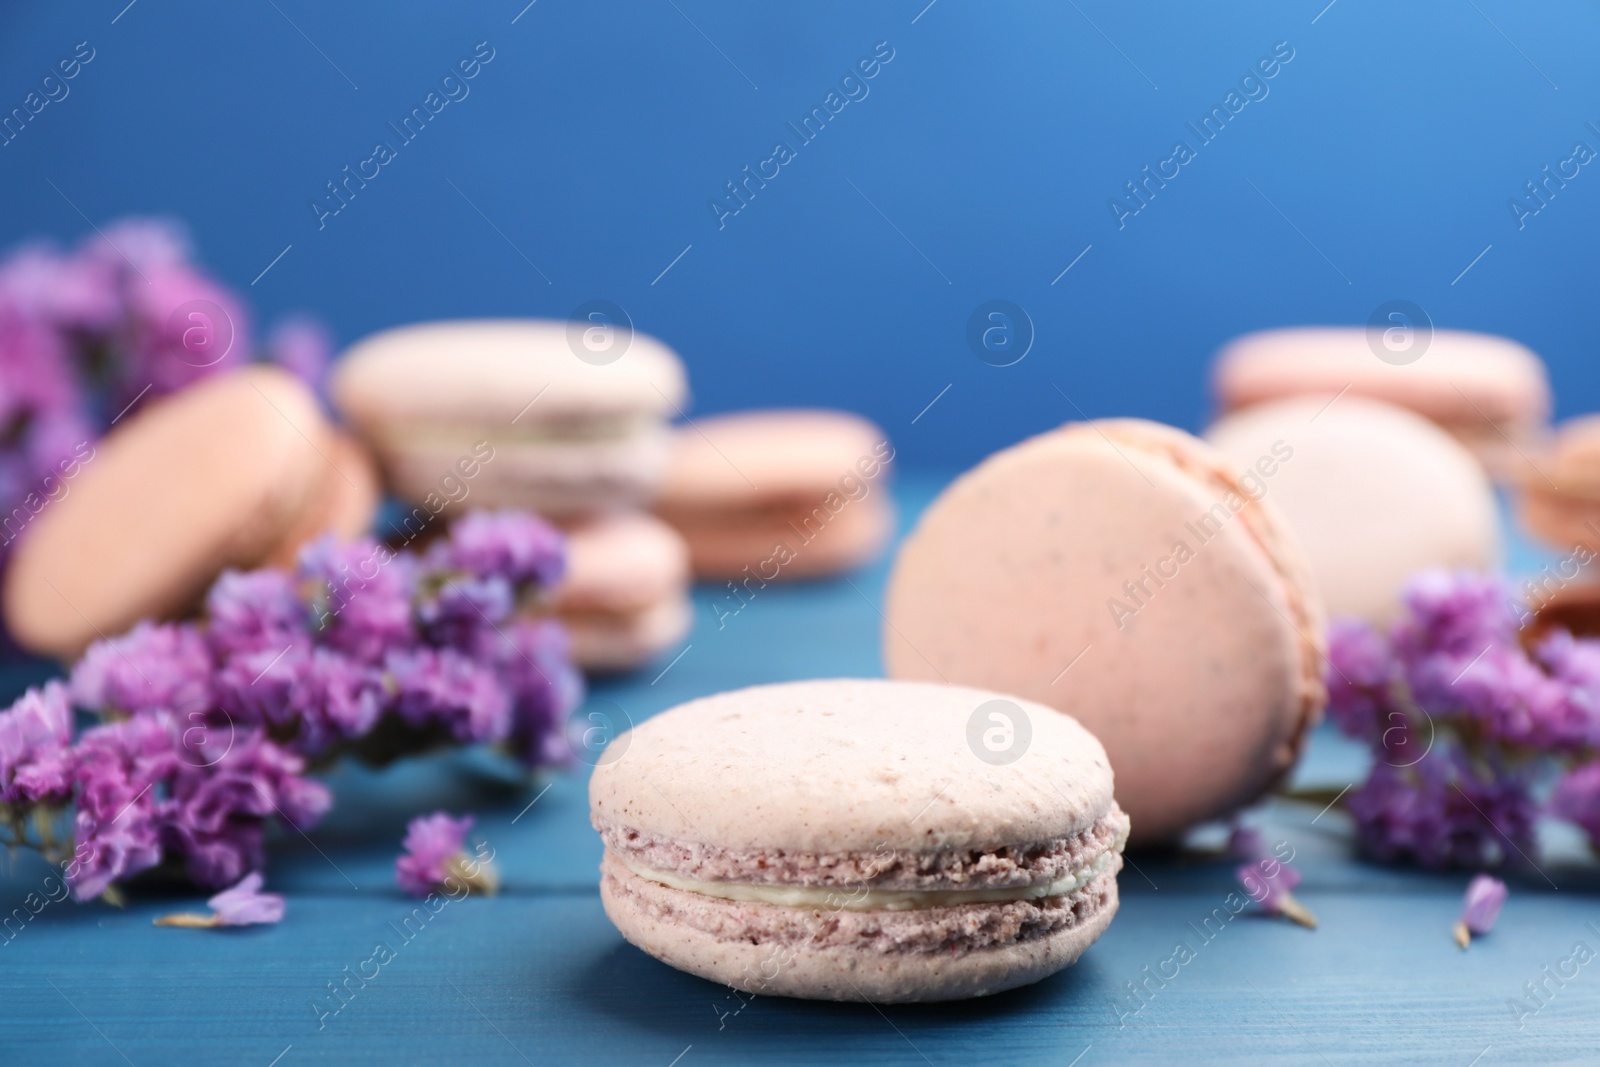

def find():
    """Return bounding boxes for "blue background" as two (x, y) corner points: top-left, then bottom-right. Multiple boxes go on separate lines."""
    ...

(3, 0), (1598, 468)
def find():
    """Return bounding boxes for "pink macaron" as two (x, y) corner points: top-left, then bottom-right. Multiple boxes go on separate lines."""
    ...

(3, 367), (374, 658)
(591, 678), (1127, 1002)
(552, 511), (692, 672)
(654, 410), (895, 580)
(1213, 326), (1551, 480)
(883, 419), (1326, 843)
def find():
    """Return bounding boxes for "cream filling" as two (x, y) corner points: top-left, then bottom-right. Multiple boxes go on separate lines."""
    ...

(624, 831), (1125, 913)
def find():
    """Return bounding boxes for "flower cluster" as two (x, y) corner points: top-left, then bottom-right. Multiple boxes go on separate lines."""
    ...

(0, 219), (327, 596)
(0, 510), (580, 903)
(1326, 571), (1600, 868)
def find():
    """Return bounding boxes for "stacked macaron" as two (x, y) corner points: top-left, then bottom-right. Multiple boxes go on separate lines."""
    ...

(590, 679), (1128, 1002)
(330, 319), (687, 519)
(3, 366), (377, 658)
(1213, 327), (1551, 481)
(1517, 415), (1600, 552)
(654, 410), (896, 580)
(1205, 395), (1500, 624)
(883, 419), (1326, 843)
(552, 512), (692, 672)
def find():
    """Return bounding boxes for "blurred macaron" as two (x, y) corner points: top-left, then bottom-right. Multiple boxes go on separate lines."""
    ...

(1212, 326), (1550, 481)
(331, 319), (688, 519)
(654, 410), (895, 580)
(553, 511), (691, 673)
(1516, 415), (1600, 552)
(884, 419), (1324, 843)
(3, 366), (372, 658)
(1205, 394), (1500, 625)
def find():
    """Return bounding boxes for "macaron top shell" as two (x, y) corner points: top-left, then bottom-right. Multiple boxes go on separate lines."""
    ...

(1205, 395), (1499, 624)
(883, 420), (1325, 842)
(3, 367), (332, 657)
(658, 409), (890, 509)
(1214, 327), (1550, 425)
(589, 678), (1115, 855)
(331, 319), (688, 430)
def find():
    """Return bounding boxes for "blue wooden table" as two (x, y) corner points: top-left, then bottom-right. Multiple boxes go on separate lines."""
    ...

(2, 474), (1594, 1066)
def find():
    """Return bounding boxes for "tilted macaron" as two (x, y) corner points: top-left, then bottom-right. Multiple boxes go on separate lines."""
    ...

(3, 367), (372, 658)
(1206, 395), (1500, 625)
(1517, 415), (1600, 552)
(883, 420), (1325, 843)
(591, 679), (1127, 1002)
(331, 319), (688, 519)
(1212, 327), (1551, 480)
(654, 410), (895, 580)
(552, 511), (692, 672)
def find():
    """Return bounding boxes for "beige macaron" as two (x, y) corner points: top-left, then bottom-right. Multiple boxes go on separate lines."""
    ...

(331, 319), (688, 519)
(1517, 415), (1600, 552)
(3, 367), (373, 658)
(1205, 395), (1500, 624)
(553, 511), (692, 672)
(883, 419), (1325, 843)
(654, 410), (895, 580)
(1213, 326), (1551, 480)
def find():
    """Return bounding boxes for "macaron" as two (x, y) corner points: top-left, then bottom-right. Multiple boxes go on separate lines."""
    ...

(883, 419), (1325, 843)
(553, 511), (692, 672)
(3, 367), (373, 658)
(1212, 327), (1551, 480)
(1205, 395), (1500, 624)
(1517, 415), (1600, 552)
(654, 410), (895, 580)
(590, 678), (1128, 1002)
(331, 319), (688, 519)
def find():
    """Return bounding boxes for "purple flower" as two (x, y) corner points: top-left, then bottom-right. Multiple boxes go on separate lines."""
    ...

(262, 316), (331, 396)
(1236, 846), (1316, 928)
(163, 730), (332, 889)
(69, 621), (213, 718)
(213, 645), (384, 757)
(1326, 618), (1398, 743)
(385, 646), (512, 744)
(154, 871), (285, 928)
(1551, 762), (1600, 848)
(395, 811), (496, 898)
(476, 618), (581, 766)
(1392, 570), (1520, 662)
(0, 681), (75, 804)
(205, 569), (308, 658)
(69, 713), (180, 900)
(207, 871), (285, 925)
(299, 536), (416, 662)
(431, 510), (566, 591)
(1453, 874), (1507, 948)
(1346, 750), (1538, 870)
(417, 574), (514, 649)
(396, 811), (471, 896)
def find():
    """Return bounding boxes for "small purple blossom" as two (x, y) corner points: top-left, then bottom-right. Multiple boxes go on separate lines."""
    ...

(385, 646), (512, 745)
(394, 811), (497, 898)
(1455, 874), (1507, 949)
(154, 871), (285, 929)
(1234, 840), (1316, 928)
(299, 536), (416, 661)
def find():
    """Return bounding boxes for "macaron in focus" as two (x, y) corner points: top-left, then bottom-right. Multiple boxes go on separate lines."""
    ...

(1212, 326), (1550, 481)
(1205, 395), (1500, 625)
(3, 366), (374, 658)
(883, 419), (1325, 843)
(654, 410), (895, 580)
(331, 319), (688, 519)
(590, 678), (1127, 1002)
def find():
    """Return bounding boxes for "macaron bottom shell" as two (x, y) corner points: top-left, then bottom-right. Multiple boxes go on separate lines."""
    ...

(599, 854), (1121, 1003)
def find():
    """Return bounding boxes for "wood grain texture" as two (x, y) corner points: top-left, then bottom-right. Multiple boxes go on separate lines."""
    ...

(0, 477), (1591, 1065)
